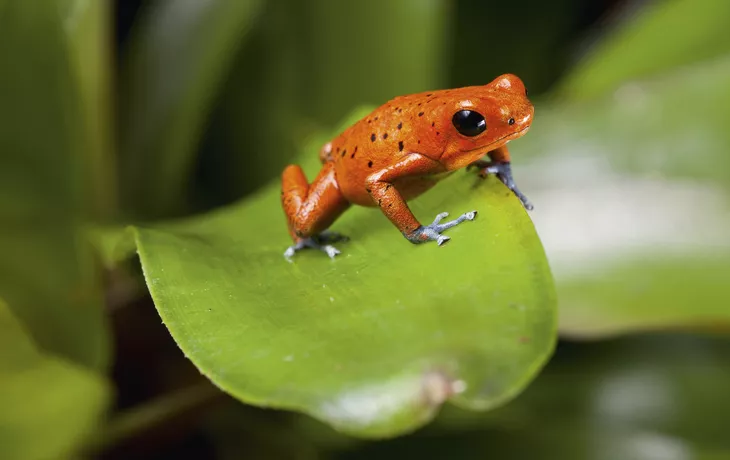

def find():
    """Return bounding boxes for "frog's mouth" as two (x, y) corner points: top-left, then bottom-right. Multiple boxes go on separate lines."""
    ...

(465, 125), (531, 154)
(443, 125), (532, 171)
(498, 124), (531, 145)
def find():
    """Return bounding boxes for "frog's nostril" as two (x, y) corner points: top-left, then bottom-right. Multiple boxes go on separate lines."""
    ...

(508, 117), (515, 126)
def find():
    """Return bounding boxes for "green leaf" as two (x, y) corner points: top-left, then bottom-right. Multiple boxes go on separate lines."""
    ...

(119, 0), (265, 218)
(0, 0), (109, 369)
(132, 109), (557, 437)
(558, 0), (730, 100)
(449, 0), (583, 95)
(57, 0), (116, 218)
(0, 297), (109, 460)
(297, 0), (452, 126)
(557, 257), (730, 338)
(515, 56), (730, 338)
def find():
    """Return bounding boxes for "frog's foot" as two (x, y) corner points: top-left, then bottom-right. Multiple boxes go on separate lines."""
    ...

(468, 160), (533, 210)
(283, 233), (346, 260)
(405, 211), (477, 246)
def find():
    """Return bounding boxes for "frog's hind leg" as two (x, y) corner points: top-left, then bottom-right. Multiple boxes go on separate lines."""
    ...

(281, 162), (350, 259)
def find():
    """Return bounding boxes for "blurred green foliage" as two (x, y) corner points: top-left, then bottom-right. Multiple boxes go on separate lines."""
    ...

(0, 0), (110, 369)
(2, 0), (730, 458)
(119, 0), (265, 218)
(217, 0), (453, 205)
(559, 0), (730, 100)
(0, 4), (111, 457)
(514, 55), (730, 337)
(0, 298), (108, 460)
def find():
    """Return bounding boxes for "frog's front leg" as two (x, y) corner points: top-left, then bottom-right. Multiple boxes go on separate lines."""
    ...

(281, 162), (350, 259)
(366, 154), (477, 246)
(469, 146), (533, 210)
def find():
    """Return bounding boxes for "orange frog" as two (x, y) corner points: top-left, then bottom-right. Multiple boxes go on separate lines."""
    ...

(281, 74), (534, 259)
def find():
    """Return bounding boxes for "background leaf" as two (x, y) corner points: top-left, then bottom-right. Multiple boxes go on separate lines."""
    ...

(210, 0), (453, 206)
(0, 298), (109, 460)
(515, 56), (730, 338)
(119, 0), (264, 218)
(57, 0), (117, 219)
(0, 0), (109, 369)
(558, 0), (730, 100)
(131, 109), (557, 437)
(296, 0), (452, 126)
(448, 0), (583, 95)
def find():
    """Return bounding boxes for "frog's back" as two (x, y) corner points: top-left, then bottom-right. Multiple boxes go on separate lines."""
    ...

(328, 89), (463, 205)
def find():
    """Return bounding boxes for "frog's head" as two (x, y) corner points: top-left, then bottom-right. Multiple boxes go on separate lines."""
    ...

(440, 74), (534, 171)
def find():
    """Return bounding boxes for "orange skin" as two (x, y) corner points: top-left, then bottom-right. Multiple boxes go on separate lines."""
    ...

(282, 74), (534, 258)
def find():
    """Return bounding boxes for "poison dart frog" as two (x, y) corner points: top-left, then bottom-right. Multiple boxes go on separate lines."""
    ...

(281, 74), (534, 259)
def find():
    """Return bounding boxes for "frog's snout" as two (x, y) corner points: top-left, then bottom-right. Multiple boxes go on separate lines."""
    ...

(519, 104), (535, 130)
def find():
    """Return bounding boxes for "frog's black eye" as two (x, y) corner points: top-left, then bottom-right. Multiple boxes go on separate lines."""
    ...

(508, 117), (515, 125)
(452, 110), (486, 137)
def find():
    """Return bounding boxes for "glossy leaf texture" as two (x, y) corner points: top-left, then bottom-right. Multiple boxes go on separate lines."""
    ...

(0, 298), (109, 460)
(130, 109), (557, 437)
(345, 335), (730, 459)
(515, 55), (730, 338)
(0, 0), (109, 369)
(558, 0), (730, 100)
(118, 0), (264, 218)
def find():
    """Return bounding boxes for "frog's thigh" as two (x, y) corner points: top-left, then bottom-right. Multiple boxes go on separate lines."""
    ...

(284, 162), (350, 238)
(281, 164), (309, 212)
